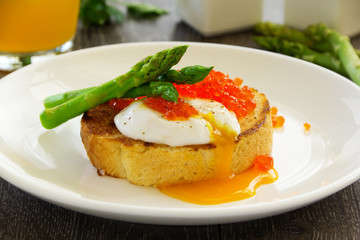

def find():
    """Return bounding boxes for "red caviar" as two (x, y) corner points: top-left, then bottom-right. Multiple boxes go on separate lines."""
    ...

(272, 115), (285, 128)
(144, 97), (199, 120)
(110, 70), (256, 120)
(174, 70), (256, 119)
(271, 107), (285, 128)
(270, 106), (278, 115)
(253, 155), (274, 171)
(303, 122), (311, 131)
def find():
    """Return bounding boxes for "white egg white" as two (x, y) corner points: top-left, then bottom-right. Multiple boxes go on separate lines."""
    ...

(114, 99), (241, 147)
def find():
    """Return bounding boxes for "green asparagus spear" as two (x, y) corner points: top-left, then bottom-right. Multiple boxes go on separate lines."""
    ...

(158, 65), (213, 84)
(254, 22), (334, 54)
(40, 45), (188, 129)
(254, 36), (348, 77)
(122, 81), (178, 102)
(43, 82), (177, 109)
(254, 22), (360, 57)
(43, 87), (94, 109)
(305, 23), (360, 85)
(255, 22), (308, 43)
(43, 65), (213, 108)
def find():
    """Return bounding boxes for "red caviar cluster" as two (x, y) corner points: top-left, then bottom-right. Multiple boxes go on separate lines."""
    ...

(144, 97), (198, 120)
(109, 70), (256, 120)
(253, 155), (274, 171)
(270, 107), (285, 128)
(174, 70), (256, 119)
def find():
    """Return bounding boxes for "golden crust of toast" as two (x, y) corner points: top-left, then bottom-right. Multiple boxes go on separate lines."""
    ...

(80, 89), (273, 187)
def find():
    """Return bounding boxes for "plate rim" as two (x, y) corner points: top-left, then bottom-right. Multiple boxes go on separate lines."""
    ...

(1, 41), (360, 225)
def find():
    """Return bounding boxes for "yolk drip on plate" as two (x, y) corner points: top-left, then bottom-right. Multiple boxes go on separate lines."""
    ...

(158, 131), (278, 205)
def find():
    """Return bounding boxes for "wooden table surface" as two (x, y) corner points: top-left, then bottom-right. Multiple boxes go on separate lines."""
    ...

(1, 1), (360, 239)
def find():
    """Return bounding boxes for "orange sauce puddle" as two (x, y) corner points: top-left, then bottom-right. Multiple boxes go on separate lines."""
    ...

(158, 132), (278, 205)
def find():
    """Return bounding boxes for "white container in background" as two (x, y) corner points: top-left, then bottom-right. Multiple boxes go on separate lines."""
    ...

(284, 0), (360, 37)
(175, 0), (263, 36)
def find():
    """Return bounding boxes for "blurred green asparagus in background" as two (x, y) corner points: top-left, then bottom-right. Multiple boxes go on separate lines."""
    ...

(305, 23), (360, 85)
(254, 22), (360, 86)
(79, 0), (168, 27)
(254, 36), (348, 77)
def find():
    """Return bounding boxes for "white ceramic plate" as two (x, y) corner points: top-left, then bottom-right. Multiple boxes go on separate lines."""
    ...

(1, 42), (360, 225)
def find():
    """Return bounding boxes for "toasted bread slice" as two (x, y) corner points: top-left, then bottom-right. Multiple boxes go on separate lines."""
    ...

(80, 88), (272, 187)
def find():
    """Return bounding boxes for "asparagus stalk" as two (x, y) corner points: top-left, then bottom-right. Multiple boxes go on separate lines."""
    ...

(254, 22), (309, 43)
(43, 65), (213, 108)
(254, 36), (348, 77)
(305, 23), (360, 85)
(119, 81), (178, 102)
(43, 87), (93, 109)
(254, 22), (360, 58)
(43, 82), (177, 109)
(254, 22), (334, 54)
(40, 45), (188, 129)
(157, 65), (213, 84)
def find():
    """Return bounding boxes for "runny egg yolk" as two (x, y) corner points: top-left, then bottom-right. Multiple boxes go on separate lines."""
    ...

(158, 117), (278, 205)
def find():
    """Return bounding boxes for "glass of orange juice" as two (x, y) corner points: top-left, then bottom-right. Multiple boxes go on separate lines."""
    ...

(0, 0), (80, 71)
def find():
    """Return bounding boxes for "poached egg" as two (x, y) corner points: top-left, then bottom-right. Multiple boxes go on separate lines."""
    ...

(114, 98), (241, 146)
